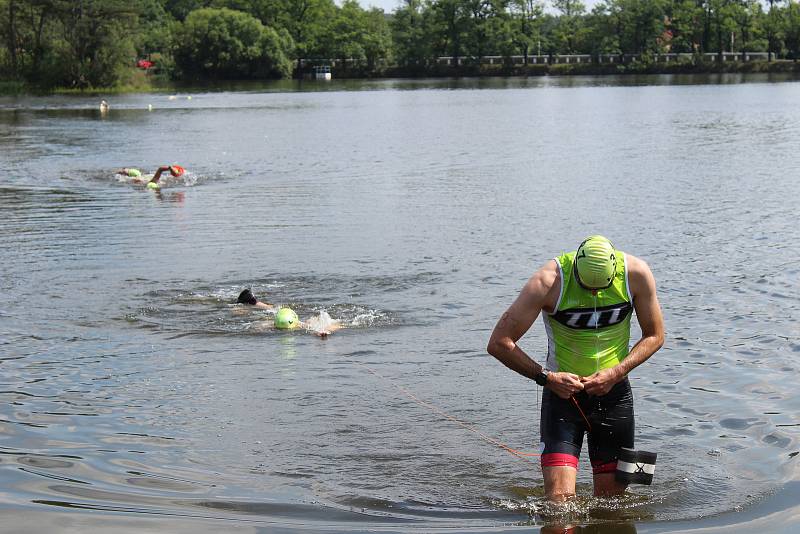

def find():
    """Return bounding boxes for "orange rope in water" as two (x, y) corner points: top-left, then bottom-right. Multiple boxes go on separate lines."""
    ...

(350, 360), (540, 465)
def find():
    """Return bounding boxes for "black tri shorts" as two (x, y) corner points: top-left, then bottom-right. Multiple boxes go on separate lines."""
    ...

(539, 377), (634, 474)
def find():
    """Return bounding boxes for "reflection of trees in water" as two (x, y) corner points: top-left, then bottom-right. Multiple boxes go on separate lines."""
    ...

(541, 522), (637, 534)
(0, 111), (53, 163)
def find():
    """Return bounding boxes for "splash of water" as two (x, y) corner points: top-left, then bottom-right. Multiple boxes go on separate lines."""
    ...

(303, 310), (339, 334)
(493, 491), (657, 523)
(351, 309), (386, 327)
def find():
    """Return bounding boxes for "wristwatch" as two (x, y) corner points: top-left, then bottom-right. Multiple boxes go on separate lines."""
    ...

(533, 367), (550, 387)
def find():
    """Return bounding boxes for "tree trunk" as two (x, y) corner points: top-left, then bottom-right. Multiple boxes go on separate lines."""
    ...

(740, 26), (747, 62)
(33, 9), (49, 76)
(7, 0), (18, 74)
(768, 0), (775, 61)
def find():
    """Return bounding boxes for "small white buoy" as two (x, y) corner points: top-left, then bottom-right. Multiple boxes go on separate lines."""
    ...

(186, 96), (192, 100)
(148, 104), (153, 111)
(168, 95), (177, 100)
(100, 100), (109, 112)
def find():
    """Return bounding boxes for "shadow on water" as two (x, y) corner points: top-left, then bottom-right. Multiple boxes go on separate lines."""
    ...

(18, 481), (800, 532)
(20, 480), (653, 532)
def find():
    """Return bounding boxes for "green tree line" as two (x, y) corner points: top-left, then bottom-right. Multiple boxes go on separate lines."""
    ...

(393, 0), (800, 68)
(2, 0), (800, 88)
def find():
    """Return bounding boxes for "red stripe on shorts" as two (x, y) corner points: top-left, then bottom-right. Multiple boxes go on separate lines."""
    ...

(591, 460), (618, 474)
(541, 453), (578, 469)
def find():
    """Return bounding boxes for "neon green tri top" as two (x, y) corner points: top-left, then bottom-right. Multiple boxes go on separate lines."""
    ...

(543, 250), (633, 377)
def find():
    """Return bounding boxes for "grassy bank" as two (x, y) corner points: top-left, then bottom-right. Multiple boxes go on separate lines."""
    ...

(0, 68), (173, 95)
(0, 80), (29, 94)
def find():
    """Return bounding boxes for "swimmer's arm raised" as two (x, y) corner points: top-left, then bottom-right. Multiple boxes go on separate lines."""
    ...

(150, 166), (171, 184)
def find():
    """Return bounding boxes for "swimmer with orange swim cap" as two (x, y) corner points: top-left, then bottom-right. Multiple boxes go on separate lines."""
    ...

(149, 165), (185, 187)
(117, 165), (186, 189)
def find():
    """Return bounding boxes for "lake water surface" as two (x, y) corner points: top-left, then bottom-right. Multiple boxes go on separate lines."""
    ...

(1, 74), (799, 533)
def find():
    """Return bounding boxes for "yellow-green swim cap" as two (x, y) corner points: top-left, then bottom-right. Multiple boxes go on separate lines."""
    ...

(274, 307), (299, 330)
(574, 235), (616, 290)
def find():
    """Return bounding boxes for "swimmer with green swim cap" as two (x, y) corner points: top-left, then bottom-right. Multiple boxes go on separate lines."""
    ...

(118, 168), (142, 178)
(574, 235), (617, 290)
(274, 307), (299, 329)
(236, 288), (343, 337)
(487, 235), (664, 502)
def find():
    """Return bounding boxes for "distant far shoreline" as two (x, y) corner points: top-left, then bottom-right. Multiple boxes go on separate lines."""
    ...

(2, 60), (799, 95)
(318, 58), (800, 80)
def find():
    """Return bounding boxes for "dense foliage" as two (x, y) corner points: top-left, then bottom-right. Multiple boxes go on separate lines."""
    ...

(173, 8), (293, 79)
(2, 0), (800, 88)
(389, 0), (798, 66)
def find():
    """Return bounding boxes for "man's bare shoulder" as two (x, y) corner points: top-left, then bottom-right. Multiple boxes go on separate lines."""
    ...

(624, 253), (651, 274)
(526, 259), (558, 288)
(521, 259), (561, 310)
(624, 253), (657, 295)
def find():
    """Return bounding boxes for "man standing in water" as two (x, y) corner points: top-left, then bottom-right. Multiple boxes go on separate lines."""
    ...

(487, 236), (664, 501)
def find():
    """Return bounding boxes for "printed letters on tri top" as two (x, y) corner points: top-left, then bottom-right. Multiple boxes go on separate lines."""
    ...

(552, 302), (633, 330)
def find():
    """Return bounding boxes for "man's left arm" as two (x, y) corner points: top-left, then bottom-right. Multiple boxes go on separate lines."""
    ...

(582, 256), (665, 396)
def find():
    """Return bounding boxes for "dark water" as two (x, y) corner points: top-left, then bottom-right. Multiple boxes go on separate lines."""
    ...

(1, 74), (799, 532)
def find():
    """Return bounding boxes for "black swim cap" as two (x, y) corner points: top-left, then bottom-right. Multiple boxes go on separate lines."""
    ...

(237, 288), (257, 305)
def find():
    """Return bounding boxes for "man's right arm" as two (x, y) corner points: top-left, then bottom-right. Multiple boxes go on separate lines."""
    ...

(486, 262), (584, 398)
